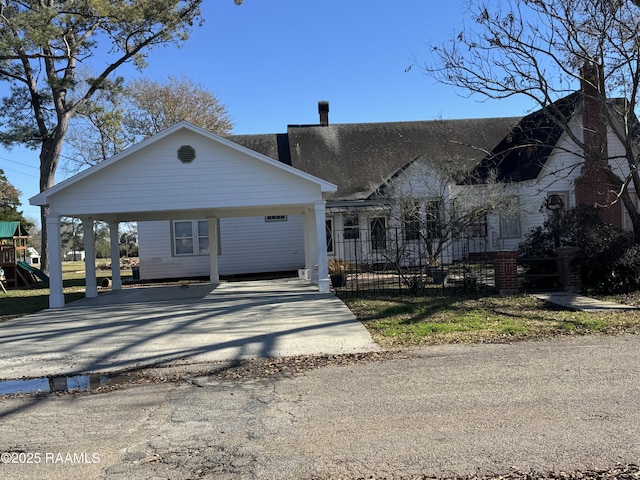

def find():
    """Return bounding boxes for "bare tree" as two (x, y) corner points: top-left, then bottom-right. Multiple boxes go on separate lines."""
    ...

(63, 76), (134, 173)
(424, 0), (640, 237)
(372, 135), (519, 292)
(64, 75), (233, 172)
(125, 75), (233, 141)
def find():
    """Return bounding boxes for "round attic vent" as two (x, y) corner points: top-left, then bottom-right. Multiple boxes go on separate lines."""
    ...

(177, 145), (196, 163)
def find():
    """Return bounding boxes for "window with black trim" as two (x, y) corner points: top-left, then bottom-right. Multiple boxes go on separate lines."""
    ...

(343, 214), (360, 240)
(326, 219), (334, 253)
(370, 217), (387, 250)
(425, 199), (443, 239)
(403, 202), (421, 241)
(467, 214), (488, 237)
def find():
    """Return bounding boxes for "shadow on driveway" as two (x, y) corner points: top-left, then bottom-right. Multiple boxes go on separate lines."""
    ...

(0, 279), (380, 379)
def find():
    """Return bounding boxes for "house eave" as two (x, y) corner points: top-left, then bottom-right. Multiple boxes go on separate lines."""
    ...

(30, 121), (336, 207)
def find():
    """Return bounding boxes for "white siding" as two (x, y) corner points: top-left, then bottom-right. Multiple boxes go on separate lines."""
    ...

(488, 116), (630, 250)
(138, 216), (304, 279)
(47, 129), (322, 216)
(218, 216), (304, 275)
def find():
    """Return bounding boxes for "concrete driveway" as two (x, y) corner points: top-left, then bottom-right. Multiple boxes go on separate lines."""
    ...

(0, 279), (379, 379)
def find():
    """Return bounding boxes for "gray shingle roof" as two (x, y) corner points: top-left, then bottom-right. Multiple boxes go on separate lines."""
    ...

(226, 133), (292, 166)
(230, 117), (521, 201)
(474, 93), (580, 182)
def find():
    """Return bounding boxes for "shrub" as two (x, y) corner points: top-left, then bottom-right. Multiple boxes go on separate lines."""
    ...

(518, 206), (637, 293)
(612, 244), (640, 293)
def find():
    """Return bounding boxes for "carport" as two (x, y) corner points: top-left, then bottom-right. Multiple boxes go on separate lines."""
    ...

(30, 122), (336, 308)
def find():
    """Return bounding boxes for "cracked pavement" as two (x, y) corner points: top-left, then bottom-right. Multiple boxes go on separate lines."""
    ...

(1, 334), (640, 479)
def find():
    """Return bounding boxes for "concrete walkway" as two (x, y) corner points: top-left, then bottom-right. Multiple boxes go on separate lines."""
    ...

(0, 279), (379, 379)
(533, 292), (639, 311)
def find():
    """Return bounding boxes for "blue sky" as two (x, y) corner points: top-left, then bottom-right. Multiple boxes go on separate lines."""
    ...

(1, 0), (535, 225)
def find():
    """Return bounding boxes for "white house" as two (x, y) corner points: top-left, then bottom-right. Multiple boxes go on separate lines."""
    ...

(64, 250), (85, 261)
(135, 89), (639, 282)
(27, 247), (40, 266)
(31, 82), (638, 306)
(136, 111), (520, 280)
(475, 90), (637, 252)
(30, 122), (336, 308)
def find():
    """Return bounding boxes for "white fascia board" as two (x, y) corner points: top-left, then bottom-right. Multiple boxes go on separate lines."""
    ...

(30, 121), (336, 206)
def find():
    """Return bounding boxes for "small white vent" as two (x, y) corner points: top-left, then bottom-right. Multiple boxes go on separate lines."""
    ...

(177, 145), (196, 163)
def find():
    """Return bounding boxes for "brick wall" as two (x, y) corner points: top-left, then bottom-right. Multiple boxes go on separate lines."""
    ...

(574, 163), (622, 228)
(575, 62), (623, 229)
(580, 63), (608, 167)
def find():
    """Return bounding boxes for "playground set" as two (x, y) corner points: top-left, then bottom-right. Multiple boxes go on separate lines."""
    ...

(0, 222), (48, 293)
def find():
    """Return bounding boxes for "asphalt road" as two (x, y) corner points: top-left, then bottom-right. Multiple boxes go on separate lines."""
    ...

(1, 334), (639, 479)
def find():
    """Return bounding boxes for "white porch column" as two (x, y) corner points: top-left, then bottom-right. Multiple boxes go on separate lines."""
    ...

(82, 218), (97, 298)
(314, 201), (330, 293)
(46, 214), (65, 308)
(109, 221), (122, 291)
(207, 217), (220, 284)
(302, 210), (314, 276)
(303, 207), (318, 285)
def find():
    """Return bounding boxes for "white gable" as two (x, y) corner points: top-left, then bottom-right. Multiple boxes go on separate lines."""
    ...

(30, 122), (336, 221)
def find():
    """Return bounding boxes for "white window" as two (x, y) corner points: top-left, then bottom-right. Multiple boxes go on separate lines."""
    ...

(343, 214), (360, 240)
(424, 199), (443, 239)
(403, 201), (421, 241)
(173, 220), (209, 256)
(499, 197), (521, 239)
(370, 217), (387, 250)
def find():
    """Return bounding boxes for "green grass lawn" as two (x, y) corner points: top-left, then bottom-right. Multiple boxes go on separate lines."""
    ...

(0, 260), (132, 321)
(343, 293), (640, 347)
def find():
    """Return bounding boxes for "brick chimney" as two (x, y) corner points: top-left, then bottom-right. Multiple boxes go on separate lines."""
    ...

(574, 61), (622, 228)
(580, 62), (607, 166)
(318, 100), (329, 126)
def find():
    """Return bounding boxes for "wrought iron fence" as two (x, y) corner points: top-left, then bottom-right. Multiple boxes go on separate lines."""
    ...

(517, 257), (563, 292)
(328, 227), (496, 297)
